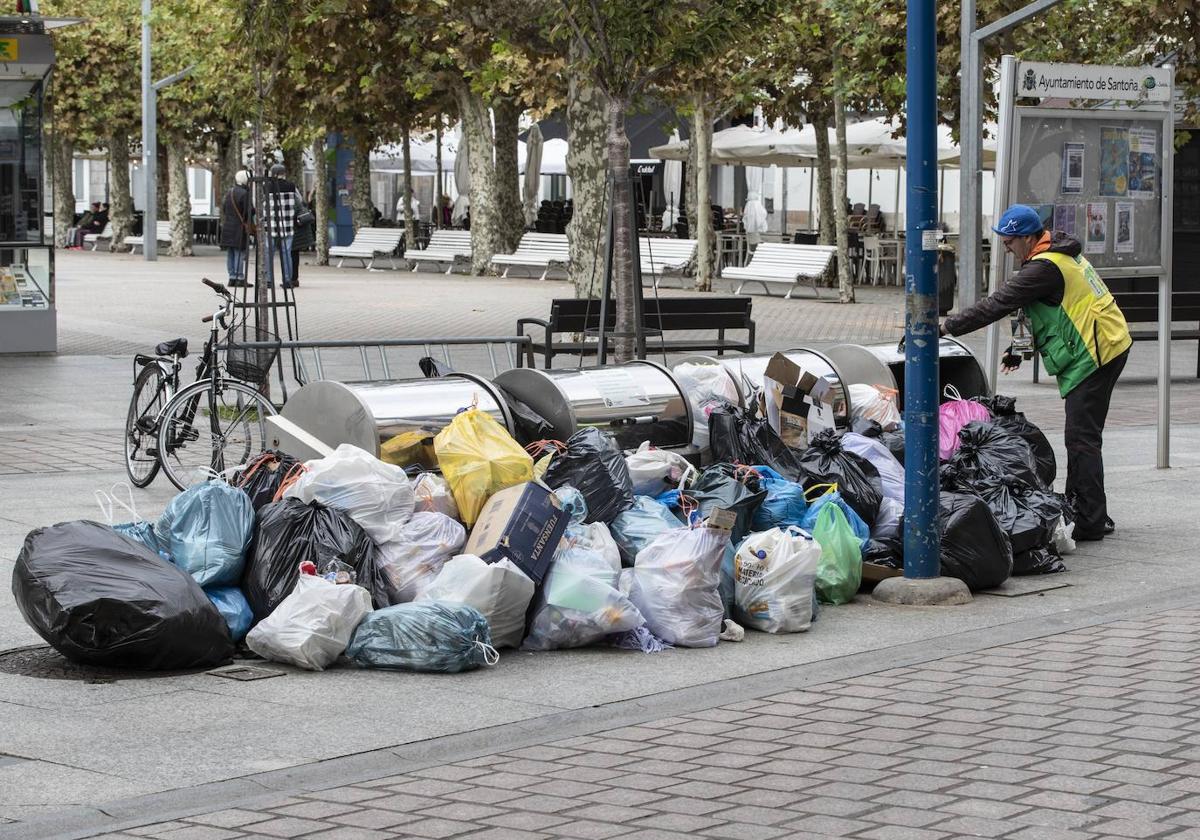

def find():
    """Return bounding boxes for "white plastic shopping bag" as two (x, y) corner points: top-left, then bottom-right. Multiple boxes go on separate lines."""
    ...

(734, 527), (821, 633)
(246, 566), (372, 671)
(377, 511), (467, 603)
(283, 444), (415, 544)
(413, 473), (460, 521)
(624, 442), (694, 498)
(849, 383), (902, 430)
(672, 362), (740, 451)
(419, 555), (535, 649)
(627, 525), (729, 648)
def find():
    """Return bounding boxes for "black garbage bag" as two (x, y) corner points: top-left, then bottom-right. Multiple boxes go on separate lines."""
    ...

(243, 499), (392, 621)
(541, 427), (635, 523)
(938, 490), (1013, 590)
(493, 383), (555, 447)
(1013, 546), (1067, 575)
(418, 356), (455, 378)
(864, 517), (904, 569)
(941, 469), (1062, 557)
(951, 421), (1044, 490)
(799, 429), (884, 527)
(233, 449), (300, 512)
(12, 520), (234, 670)
(708, 402), (806, 481)
(689, 463), (767, 543)
(851, 418), (905, 464)
(973, 394), (1056, 487)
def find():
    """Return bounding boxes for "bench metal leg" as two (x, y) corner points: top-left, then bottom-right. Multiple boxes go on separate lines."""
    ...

(539, 267), (548, 282)
(336, 257), (344, 268)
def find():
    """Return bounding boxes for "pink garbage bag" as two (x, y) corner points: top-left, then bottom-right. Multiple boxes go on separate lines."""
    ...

(938, 386), (991, 460)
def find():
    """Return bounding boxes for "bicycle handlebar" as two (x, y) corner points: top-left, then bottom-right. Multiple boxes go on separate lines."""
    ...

(201, 277), (230, 297)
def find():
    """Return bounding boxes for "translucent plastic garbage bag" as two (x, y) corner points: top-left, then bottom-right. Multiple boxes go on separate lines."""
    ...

(283, 443), (415, 543)
(412, 473), (460, 521)
(154, 481), (255, 588)
(734, 526), (821, 633)
(522, 545), (645, 651)
(377, 511), (466, 603)
(627, 525), (729, 648)
(841, 432), (905, 503)
(811, 502), (863, 605)
(610, 496), (685, 566)
(246, 567), (372, 670)
(672, 362), (740, 451)
(419, 555), (534, 649)
(624, 441), (693, 498)
(938, 385), (992, 461)
(346, 601), (496, 673)
(554, 486), (622, 575)
(849, 383), (902, 430)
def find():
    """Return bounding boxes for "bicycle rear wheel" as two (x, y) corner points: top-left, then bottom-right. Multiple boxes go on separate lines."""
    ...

(124, 364), (169, 488)
(156, 378), (277, 491)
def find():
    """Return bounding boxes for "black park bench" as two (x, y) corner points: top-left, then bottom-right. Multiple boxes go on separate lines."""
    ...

(517, 296), (756, 369)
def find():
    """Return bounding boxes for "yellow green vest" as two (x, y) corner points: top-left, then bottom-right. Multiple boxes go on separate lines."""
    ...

(1026, 251), (1132, 397)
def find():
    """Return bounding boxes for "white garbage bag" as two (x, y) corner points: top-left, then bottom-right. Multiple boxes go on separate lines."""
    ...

(1052, 515), (1076, 555)
(842, 432), (905, 503)
(849, 383), (902, 430)
(283, 444), (415, 544)
(624, 442), (694, 498)
(672, 362), (740, 451)
(412, 473), (460, 521)
(377, 511), (467, 602)
(870, 496), (902, 542)
(733, 527), (821, 633)
(522, 545), (645, 651)
(419, 555), (534, 648)
(627, 525), (729, 648)
(246, 568), (372, 671)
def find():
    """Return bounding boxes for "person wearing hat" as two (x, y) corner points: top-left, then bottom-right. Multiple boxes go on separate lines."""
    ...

(940, 203), (1132, 541)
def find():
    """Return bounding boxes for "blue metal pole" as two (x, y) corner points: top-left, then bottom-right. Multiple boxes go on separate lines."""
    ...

(903, 0), (940, 578)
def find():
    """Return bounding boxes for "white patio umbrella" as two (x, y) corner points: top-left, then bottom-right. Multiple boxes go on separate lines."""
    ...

(371, 133), (457, 173)
(661, 131), (683, 230)
(452, 127), (470, 224)
(649, 124), (819, 167)
(523, 123), (544, 225)
(742, 167), (769, 242)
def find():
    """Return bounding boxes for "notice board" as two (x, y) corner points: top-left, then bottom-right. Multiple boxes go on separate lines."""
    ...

(1009, 109), (1168, 275)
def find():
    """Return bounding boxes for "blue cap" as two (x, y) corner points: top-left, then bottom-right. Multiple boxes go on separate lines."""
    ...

(992, 204), (1044, 237)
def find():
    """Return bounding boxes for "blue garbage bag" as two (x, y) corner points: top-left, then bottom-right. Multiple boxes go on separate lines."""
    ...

(799, 486), (870, 550)
(112, 521), (169, 561)
(205, 586), (253, 642)
(610, 496), (685, 565)
(345, 601), (496, 673)
(155, 482), (255, 588)
(750, 466), (809, 531)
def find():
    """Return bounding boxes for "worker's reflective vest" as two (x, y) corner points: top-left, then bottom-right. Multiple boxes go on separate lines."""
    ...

(1026, 251), (1132, 397)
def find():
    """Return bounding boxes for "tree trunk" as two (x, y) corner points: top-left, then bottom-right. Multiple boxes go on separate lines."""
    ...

(565, 48), (607, 298)
(813, 111), (835, 246)
(685, 126), (698, 237)
(52, 134), (74, 248)
(492, 97), (523, 252)
(692, 95), (715, 292)
(350, 135), (373, 232)
(167, 142), (194, 257)
(156, 141), (169, 218)
(283, 145), (303, 187)
(832, 82), (854, 304)
(313, 134), (329, 265)
(605, 96), (635, 362)
(108, 131), (134, 252)
(455, 84), (504, 274)
(434, 120), (443, 227)
(401, 125), (416, 253)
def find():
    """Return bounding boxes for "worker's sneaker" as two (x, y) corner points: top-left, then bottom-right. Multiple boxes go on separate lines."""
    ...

(1104, 516), (1115, 535)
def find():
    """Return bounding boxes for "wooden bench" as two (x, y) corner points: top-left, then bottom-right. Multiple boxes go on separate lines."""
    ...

(641, 238), (698, 289)
(408, 229), (473, 273)
(491, 233), (569, 280)
(721, 242), (837, 299)
(329, 227), (404, 269)
(517, 296), (755, 369)
(125, 222), (172, 254)
(84, 221), (113, 250)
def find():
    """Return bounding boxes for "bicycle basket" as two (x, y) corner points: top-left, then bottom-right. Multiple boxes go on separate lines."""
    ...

(225, 329), (279, 384)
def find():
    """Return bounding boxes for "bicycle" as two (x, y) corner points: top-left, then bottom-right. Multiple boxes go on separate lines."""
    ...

(124, 278), (279, 491)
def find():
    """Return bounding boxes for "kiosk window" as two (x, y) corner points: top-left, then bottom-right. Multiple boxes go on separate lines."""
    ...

(0, 81), (42, 245)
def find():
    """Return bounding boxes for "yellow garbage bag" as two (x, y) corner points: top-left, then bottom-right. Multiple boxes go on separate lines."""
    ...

(380, 431), (438, 470)
(433, 408), (533, 527)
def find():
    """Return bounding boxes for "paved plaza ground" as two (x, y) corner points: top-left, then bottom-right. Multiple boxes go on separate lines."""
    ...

(1, 249), (1199, 839)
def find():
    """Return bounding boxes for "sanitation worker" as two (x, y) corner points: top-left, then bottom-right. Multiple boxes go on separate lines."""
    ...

(941, 203), (1131, 541)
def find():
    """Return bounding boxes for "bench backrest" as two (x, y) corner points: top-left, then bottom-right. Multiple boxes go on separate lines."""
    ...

(513, 233), (569, 256)
(640, 238), (697, 266)
(547, 296), (752, 333)
(425, 229), (472, 251)
(1111, 289), (1200, 322)
(349, 227), (404, 247)
(156, 221), (171, 238)
(87, 222), (113, 238)
(742, 242), (837, 275)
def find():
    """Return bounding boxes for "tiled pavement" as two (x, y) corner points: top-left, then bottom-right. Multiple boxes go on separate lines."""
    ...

(83, 608), (1200, 840)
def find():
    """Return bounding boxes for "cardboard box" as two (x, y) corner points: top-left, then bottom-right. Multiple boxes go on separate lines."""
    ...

(464, 482), (568, 584)
(763, 352), (837, 449)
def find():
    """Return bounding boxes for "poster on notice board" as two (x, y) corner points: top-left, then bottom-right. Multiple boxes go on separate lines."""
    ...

(1085, 202), (1108, 254)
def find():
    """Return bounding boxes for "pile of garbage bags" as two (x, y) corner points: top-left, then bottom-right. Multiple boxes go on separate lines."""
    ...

(11, 379), (1069, 675)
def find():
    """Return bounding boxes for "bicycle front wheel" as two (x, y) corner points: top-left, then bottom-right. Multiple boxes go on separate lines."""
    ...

(156, 378), (277, 491)
(124, 363), (168, 488)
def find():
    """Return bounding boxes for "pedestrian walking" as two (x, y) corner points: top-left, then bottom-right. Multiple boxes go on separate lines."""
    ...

(219, 170), (253, 287)
(941, 203), (1132, 541)
(262, 163), (303, 289)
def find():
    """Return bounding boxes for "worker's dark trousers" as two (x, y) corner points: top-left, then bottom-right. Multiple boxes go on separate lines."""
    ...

(1064, 349), (1129, 538)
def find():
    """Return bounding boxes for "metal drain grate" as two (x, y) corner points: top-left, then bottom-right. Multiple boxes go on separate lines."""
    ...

(0, 645), (235, 682)
(207, 664), (285, 682)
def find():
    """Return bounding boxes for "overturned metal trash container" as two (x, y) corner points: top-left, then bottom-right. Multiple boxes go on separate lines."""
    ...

(824, 337), (990, 410)
(493, 361), (692, 451)
(279, 375), (514, 462)
(715, 349), (854, 431)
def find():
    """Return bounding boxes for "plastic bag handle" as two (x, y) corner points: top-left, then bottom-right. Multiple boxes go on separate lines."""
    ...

(804, 482), (838, 502)
(525, 439), (566, 457)
(678, 492), (698, 523)
(731, 463), (759, 485)
(678, 462), (698, 490)
(474, 639), (500, 666)
(272, 462), (309, 503)
(873, 384), (899, 401)
(234, 451), (277, 488)
(95, 482), (143, 525)
(943, 384), (963, 402)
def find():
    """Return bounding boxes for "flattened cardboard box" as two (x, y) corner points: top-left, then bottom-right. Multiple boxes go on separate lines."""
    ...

(763, 352), (836, 449)
(464, 482), (567, 585)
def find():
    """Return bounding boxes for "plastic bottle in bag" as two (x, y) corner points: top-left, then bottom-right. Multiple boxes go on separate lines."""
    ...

(734, 527), (821, 633)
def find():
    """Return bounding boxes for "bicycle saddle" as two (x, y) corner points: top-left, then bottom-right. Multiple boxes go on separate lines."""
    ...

(155, 337), (189, 357)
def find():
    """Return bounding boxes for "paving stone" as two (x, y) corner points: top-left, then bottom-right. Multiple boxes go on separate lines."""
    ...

(697, 822), (790, 840)
(401, 817), (484, 838)
(151, 827), (244, 840)
(455, 829), (549, 840)
(632, 812), (725, 833)
(781, 814), (875, 836)
(858, 806), (946, 828)
(705, 805), (795, 826)
(544, 820), (634, 839)
(330, 809), (420, 830)
(241, 817), (337, 838)
(272, 801), (362, 820)
(582, 789), (666, 808)
(311, 789), (393, 805)
(303, 829), (395, 840)
(564, 804), (658, 824)
(926, 815), (1013, 837)
(1084, 819), (1181, 839)
(417, 803), (506, 823)
(481, 812), (571, 832)
(853, 826), (950, 840)
(186, 810), (276, 829)
(1005, 827), (1097, 840)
